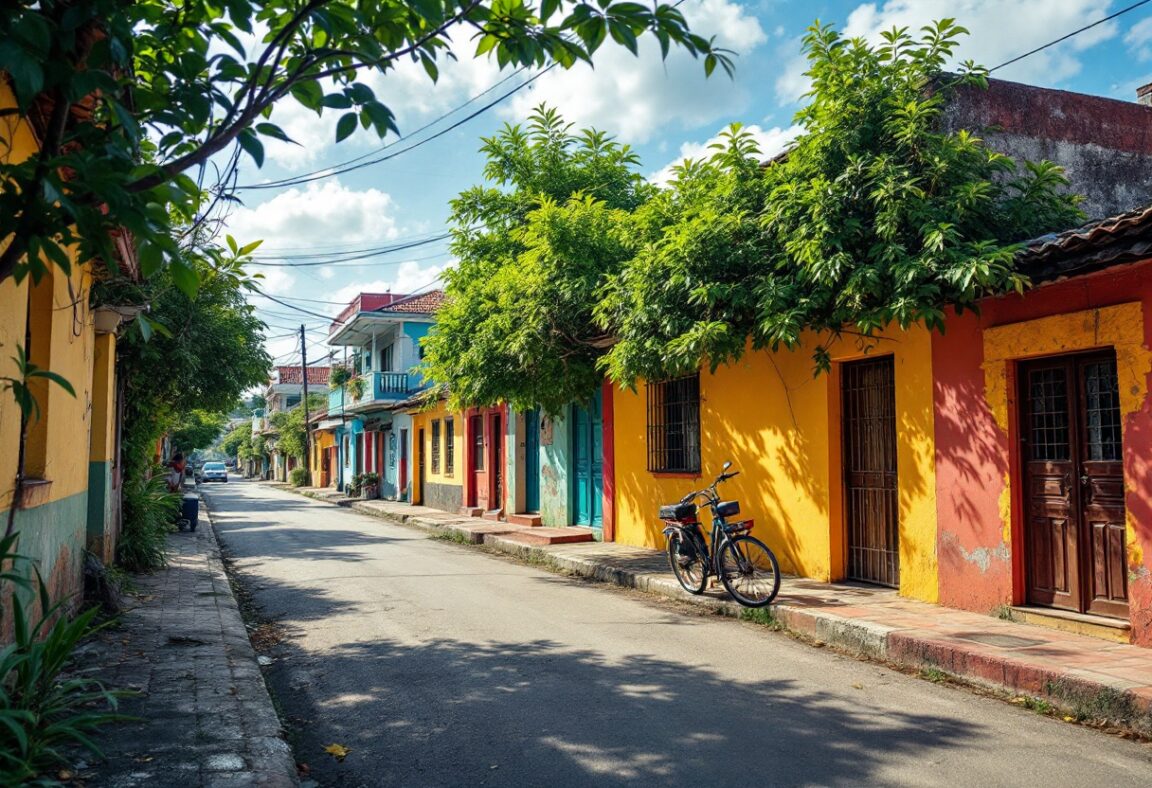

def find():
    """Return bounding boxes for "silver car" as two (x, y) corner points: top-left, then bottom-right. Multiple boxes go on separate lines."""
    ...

(201, 461), (228, 483)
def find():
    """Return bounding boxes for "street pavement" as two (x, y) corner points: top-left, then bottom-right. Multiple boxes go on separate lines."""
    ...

(203, 479), (1152, 787)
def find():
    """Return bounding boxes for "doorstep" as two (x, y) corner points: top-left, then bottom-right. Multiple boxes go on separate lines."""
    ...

(271, 481), (1152, 736)
(1011, 606), (1132, 644)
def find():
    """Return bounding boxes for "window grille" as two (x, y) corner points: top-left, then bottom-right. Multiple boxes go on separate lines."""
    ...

(471, 415), (484, 471)
(646, 374), (701, 473)
(445, 418), (455, 476)
(431, 419), (441, 473)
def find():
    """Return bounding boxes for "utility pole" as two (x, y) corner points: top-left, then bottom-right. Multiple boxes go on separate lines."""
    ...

(300, 324), (312, 485)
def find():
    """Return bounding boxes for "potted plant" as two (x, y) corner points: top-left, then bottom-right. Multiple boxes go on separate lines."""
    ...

(346, 473), (361, 497)
(360, 472), (380, 499)
(346, 375), (367, 402)
(329, 366), (351, 389)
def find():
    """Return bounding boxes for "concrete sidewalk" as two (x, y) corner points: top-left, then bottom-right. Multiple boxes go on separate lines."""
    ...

(273, 480), (1152, 737)
(83, 496), (297, 787)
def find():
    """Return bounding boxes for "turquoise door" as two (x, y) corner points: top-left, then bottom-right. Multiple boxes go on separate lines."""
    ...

(571, 391), (603, 535)
(525, 409), (540, 513)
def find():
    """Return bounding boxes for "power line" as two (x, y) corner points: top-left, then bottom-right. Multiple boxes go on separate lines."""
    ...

(990, 0), (1152, 72)
(237, 65), (556, 191)
(247, 234), (451, 266)
(252, 232), (448, 260)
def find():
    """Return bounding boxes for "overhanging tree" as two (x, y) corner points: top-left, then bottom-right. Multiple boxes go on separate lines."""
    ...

(600, 19), (1084, 381)
(0, 0), (732, 293)
(421, 105), (651, 414)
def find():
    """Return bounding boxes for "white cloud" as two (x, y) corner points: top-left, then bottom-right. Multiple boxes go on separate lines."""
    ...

(776, 0), (1118, 104)
(318, 266), (336, 280)
(504, 0), (768, 143)
(648, 123), (801, 186)
(256, 267), (297, 296)
(226, 180), (400, 251)
(1125, 16), (1152, 61)
(328, 259), (457, 304)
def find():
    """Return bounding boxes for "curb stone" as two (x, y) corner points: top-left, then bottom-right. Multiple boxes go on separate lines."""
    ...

(274, 482), (1152, 738)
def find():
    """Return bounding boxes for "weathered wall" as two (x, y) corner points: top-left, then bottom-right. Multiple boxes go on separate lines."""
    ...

(943, 77), (1152, 220)
(409, 400), (463, 511)
(933, 261), (1152, 643)
(86, 332), (118, 561)
(540, 409), (572, 527)
(614, 329), (940, 603)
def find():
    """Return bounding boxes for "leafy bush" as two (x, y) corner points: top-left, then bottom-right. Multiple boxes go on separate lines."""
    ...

(0, 534), (126, 783)
(118, 470), (179, 573)
(289, 467), (309, 487)
(329, 366), (351, 389)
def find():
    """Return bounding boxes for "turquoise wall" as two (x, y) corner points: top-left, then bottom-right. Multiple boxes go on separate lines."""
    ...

(540, 409), (571, 527)
(85, 460), (114, 561)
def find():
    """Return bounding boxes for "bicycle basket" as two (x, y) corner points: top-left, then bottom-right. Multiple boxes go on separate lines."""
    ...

(659, 502), (697, 522)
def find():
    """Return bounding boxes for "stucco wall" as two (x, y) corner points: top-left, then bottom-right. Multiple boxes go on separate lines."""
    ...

(614, 329), (939, 603)
(540, 409), (572, 527)
(943, 77), (1152, 220)
(932, 261), (1152, 643)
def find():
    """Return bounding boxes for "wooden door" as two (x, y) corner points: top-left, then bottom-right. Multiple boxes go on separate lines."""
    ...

(417, 428), (426, 506)
(470, 414), (486, 509)
(571, 391), (604, 533)
(524, 409), (540, 513)
(490, 413), (503, 512)
(399, 428), (408, 500)
(842, 357), (900, 587)
(1021, 353), (1128, 618)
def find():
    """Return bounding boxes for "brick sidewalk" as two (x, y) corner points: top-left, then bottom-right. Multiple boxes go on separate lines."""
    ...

(279, 481), (1152, 737)
(81, 498), (297, 787)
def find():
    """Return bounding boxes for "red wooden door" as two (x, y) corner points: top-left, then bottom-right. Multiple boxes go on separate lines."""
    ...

(470, 414), (486, 509)
(1021, 352), (1128, 618)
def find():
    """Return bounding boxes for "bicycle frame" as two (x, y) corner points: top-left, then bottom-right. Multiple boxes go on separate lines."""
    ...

(661, 465), (751, 577)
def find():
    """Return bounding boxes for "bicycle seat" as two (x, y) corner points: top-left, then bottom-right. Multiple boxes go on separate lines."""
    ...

(659, 502), (697, 521)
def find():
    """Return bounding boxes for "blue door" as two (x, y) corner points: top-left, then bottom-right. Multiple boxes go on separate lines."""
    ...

(524, 409), (540, 513)
(571, 391), (603, 535)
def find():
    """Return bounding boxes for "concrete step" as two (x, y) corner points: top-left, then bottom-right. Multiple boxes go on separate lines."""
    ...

(481, 509), (504, 522)
(507, 513), (542, 527)
(495, 527), (595, 546)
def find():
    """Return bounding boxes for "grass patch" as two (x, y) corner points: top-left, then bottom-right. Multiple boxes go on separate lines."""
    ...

(992, 604), (1014, 621)
(429, 529), (474, 545)
(739, 606), (782, 630)
(920, 667), (950, 684)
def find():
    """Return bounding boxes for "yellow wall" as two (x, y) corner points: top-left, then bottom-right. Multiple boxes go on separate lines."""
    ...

(614, 327), (940, 603)
(310, 428), (335, 485)
(410, 401), (464, 502)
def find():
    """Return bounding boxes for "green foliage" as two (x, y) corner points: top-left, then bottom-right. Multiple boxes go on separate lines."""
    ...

(0, 0), (729, 289)
(220, 424), (254, 461)
(0, 535), (126, 784)
(421, 105), (651, 414)
(170, 410), (228, 455)
(0, 346), (76, 425)
(345, 375), (367, 402)
(288, 467), (308, 488)
(328, 366), (352, 389)
(117, 470), (179, 573)
(604, 20), (1082, 379)
(268, 394), (325, 462)
(98, 248), (267, 572)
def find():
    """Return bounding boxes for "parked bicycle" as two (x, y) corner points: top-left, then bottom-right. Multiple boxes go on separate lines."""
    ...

(660, 462), (781, 607)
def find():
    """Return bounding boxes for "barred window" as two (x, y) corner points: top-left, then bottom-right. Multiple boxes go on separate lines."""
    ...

(431, 419), (441, 473)
(647, 374), (701, 473)
(444, 418), (455, 476)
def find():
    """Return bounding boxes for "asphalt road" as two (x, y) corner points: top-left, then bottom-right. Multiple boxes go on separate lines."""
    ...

(203, 479), (1152, 787)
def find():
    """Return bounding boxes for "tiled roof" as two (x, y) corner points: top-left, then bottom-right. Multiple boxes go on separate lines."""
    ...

(274, 366), (330, 385)
(376, 290), (445, 314)
(1018, 204), (1152, 282)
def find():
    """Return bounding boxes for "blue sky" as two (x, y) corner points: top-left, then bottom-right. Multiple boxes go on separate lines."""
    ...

(227, 0), (1152, 365)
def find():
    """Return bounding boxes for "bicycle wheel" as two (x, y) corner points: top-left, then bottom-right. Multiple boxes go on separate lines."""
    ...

(667, 531), (707, 595)
(719, 535), (780, 607)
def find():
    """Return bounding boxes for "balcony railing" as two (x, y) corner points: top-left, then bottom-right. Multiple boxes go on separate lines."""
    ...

(327, 371), (417, 415)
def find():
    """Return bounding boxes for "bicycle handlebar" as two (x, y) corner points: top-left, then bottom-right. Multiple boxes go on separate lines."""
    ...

(679, 466), (740, 505)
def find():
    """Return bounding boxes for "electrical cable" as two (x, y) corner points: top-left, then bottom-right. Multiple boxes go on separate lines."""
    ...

(237, 64), (556, 190)
(247, 234), (451, 266)
(990, 0), (1152, 72)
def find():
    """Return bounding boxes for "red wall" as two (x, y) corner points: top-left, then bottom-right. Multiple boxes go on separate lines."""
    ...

(932, 260), (1152, 643)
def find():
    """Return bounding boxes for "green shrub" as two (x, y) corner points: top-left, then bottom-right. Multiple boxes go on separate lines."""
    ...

(118, 469), (179, 573)
(289, 467), (309, 487)
(0, 534), (126, 783)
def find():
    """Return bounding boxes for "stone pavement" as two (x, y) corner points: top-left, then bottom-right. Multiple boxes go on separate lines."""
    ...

(275, 481), (1152, 737)
(80, 496), (297, 787)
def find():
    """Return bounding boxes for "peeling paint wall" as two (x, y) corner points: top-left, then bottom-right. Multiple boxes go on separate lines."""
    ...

(613, 329), (940, 603)
(540, 409), (572, 527)
(943, 77), (1152, 220)
(933, 261), (1152, 645)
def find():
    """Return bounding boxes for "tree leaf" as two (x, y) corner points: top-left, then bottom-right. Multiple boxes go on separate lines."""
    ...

(335, 112), (358, 143)
(238, 129), (265, 168)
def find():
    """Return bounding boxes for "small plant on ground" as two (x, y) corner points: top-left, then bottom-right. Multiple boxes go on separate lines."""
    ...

(118, 470), (179, 572)
(0, 534), (127, 783)
(288, 467), (309, 488)
(920, 667), (950, 684)
(740, 606), (782, 630)
(993, 604), (1014, 621)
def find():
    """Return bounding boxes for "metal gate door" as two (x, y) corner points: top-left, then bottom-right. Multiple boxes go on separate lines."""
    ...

(842, 356), (900, 587)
